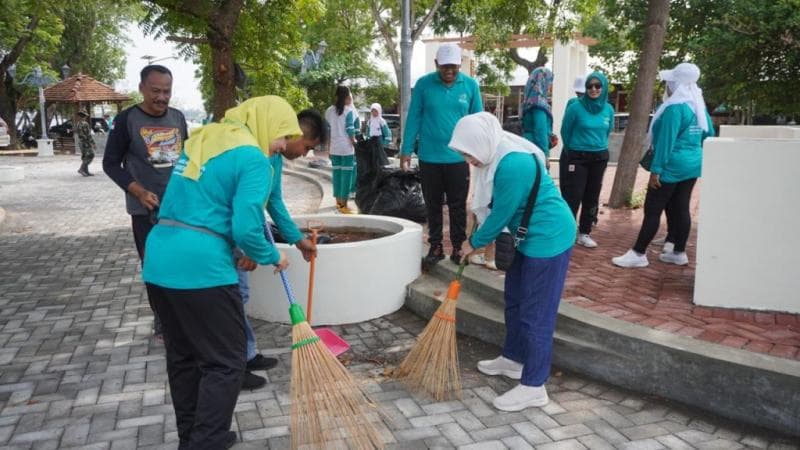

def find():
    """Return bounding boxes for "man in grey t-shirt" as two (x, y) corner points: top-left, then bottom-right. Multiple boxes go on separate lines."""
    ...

(103, 65), (188, 340)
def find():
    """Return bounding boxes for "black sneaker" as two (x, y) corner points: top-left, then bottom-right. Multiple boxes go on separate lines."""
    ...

(450, 248), (463, 265)
(246, 354), (278, 371)
(224, 431), (238, 449)
(423, 243), (445, 266)
(241, 371), (266, 390)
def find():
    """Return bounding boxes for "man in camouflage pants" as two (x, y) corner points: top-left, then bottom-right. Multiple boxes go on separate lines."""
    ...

(76, 110), (96, 176)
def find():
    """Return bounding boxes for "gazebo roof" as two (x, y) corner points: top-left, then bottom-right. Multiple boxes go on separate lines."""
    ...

(44, 73), (130, 103)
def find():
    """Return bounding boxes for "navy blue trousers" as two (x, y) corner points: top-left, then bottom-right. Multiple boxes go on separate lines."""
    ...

(502, 248), (572, 387)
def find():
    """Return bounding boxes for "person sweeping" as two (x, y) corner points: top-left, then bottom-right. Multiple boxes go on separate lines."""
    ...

(263, 225), (384, 450)
(142, 96), (299, 448)
(451, 112), (576, 412)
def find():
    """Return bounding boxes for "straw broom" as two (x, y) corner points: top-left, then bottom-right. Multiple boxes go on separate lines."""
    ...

(265, 225), (384, 450)
(394, 261), (466, 401)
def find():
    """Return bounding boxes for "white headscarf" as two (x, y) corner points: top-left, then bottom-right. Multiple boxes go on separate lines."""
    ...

(449, 112), (546, 223)
(367, 103), (386, 137)
(649, 63), (709, 139)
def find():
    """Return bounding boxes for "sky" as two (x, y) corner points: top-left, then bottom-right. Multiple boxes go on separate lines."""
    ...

(117, 24), (205, 113)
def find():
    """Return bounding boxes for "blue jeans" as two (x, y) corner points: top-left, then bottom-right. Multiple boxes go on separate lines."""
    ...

(502, 248), (572, 387)
(237, 269), (257, 362)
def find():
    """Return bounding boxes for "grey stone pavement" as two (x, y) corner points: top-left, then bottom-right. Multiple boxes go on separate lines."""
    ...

(0, 155), (796, 449)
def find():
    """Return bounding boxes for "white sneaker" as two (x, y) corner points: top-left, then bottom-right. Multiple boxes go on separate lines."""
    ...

(612, 249), (649, 268)
(477, 356), (522, 380)
(662, 241), (675, 254)
(659, 251), (688, 265)
(576, 234), (598, 248)
(469, 253), (486, 266)
(493, 384), (549, 411)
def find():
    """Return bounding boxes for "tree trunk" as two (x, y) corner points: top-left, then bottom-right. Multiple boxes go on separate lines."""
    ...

(209, 35), (236, 121)
(0, 77), (20, 148)
(608, 0), (671, 208)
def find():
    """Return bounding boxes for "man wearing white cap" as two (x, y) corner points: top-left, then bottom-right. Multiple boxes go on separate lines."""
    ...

(400, 43), (483, 267)
(566, 75), (586, 109)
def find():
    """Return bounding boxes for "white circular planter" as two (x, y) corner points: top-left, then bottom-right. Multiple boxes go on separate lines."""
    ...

(247, 214), (423, 325)
(0, 166), (24, 182)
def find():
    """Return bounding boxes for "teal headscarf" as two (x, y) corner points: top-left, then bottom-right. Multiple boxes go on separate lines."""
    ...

(579, 71), (610, 115)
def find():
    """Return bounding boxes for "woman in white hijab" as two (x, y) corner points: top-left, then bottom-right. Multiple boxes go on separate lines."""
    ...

(613, 62), (714, 268)
(450, 112), (576, 412)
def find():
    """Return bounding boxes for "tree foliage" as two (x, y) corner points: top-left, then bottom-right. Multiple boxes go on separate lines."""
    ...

(1, 0), (132, 147)
(590, 0), (800, 117)
(432, 0), (601, 92)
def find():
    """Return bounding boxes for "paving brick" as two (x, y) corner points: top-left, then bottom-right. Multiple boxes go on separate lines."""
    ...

(451, 410), (486, 432)
(616, 438), (666, 450)
(543, 424), (593, 441)
(458, 440), (506, 450)
(437, 422), (472, 446)
(501, 435), (533, 450)
(469, 425), (517, 442)
(116, 414), (163, 429)
(510, 422), (551, 445)
(535, 438), (588, 450)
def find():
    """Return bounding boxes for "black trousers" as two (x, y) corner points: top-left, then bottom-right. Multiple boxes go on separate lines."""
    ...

(419, 161), (469, 248)
(559, 150), (609, 234)
(132, 214), (162, 333)
(633, 178), (697, 254)
(147, 283), (246, 450)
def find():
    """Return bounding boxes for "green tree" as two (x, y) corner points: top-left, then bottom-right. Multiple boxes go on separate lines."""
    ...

(690, 0), (800, 119)
(1, 1), (65, 147)
(52, 0), (142, 84)
(432, 0), (602, 92)
(144, 0), (324, 120)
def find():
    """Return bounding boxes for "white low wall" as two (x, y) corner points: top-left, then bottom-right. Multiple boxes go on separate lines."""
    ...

(694, 135), (800, 313)
(720, 125), (800, 139)
(247, 214), (423, 325)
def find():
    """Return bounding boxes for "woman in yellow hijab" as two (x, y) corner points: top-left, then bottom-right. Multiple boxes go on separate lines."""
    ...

(141, 95), (301, 449)
(183, 95), (303, 180)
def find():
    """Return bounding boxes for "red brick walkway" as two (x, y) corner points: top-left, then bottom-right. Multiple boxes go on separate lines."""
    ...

(425, 165), (800, 361)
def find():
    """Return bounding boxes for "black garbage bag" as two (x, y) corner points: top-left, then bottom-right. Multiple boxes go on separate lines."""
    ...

(365, 168), (427, 223)
(354, 137), (426, 223)
(355, 138), (384, 211)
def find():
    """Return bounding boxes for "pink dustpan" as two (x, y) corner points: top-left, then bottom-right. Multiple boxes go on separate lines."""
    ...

(306, 221), (349, 357)
(315, 327), (350, 356)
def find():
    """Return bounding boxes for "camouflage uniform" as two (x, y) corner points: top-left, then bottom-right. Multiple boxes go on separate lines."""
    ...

(77, 119), (96, 176)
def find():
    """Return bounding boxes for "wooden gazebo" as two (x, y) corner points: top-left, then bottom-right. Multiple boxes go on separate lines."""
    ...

(43, 73), (130, 153)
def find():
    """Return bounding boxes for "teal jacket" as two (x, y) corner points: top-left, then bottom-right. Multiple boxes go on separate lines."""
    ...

(522, 108), (552, 157)
(143, 146), (280, 289)
(470, 152), (576, 258)
(266, 154), (304, 244)
(560, 100), (614, 152)
(401, 72), (483, 163)
(650, 103), (714, 183)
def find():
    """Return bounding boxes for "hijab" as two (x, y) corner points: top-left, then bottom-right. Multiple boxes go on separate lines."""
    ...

(368, 103), (387, 137)
(448, 112), (545, 223)
(183, 96), (302, 180)
(522, 67), (554, 118)
(649, 62), (710, 138)
(579, 71), (610, 115)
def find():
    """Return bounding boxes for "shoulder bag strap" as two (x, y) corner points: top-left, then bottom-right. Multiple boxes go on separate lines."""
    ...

(513, 155), (542, 247)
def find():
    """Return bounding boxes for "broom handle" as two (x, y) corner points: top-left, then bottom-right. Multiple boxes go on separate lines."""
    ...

(306, 229), (318, 323)
(264, 223), (298, 305)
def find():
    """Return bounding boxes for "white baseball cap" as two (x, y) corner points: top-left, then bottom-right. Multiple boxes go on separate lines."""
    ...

(573, 76), (586, 93)
(436, 44), (462, 66)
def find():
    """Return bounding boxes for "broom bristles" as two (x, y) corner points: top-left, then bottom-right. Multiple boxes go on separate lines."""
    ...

(395, 295), (461, 401)
(291, 321), (385, 450)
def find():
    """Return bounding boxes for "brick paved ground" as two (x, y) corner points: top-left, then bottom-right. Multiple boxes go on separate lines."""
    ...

(0, 156), (796, 449)
(428, 164), (800, 362)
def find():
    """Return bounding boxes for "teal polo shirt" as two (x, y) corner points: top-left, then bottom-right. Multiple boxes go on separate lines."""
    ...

(401, 71), (483, 163)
